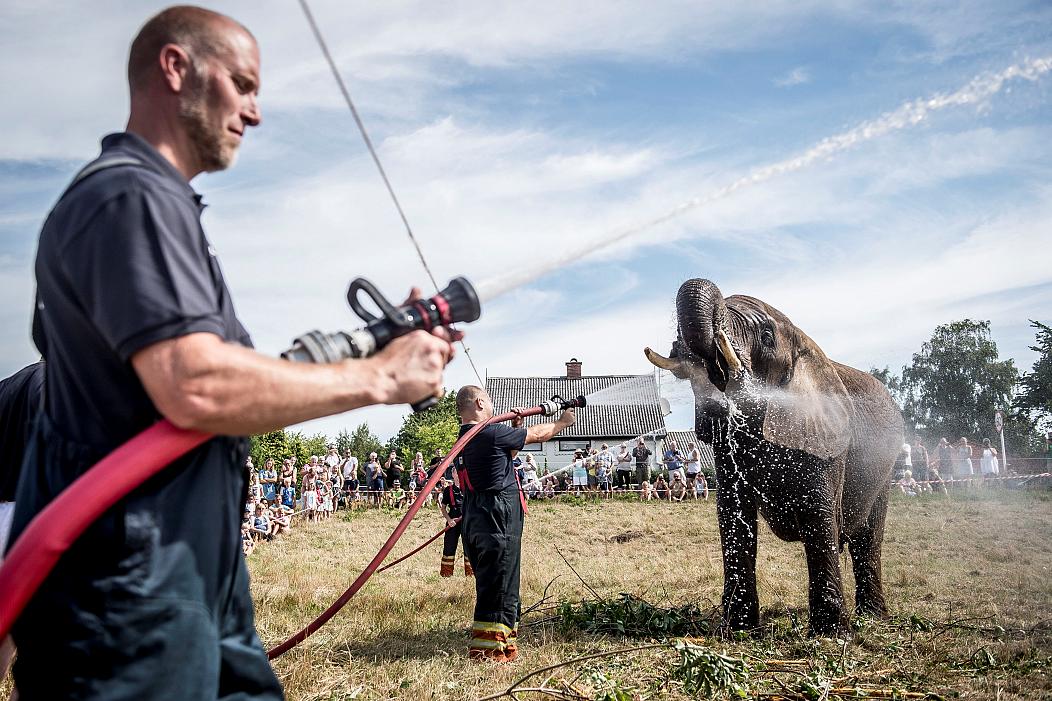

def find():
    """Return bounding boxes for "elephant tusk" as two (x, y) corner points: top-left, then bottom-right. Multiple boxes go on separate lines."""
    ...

(716, 330), (743, 377)
(643, 347), (678, 371)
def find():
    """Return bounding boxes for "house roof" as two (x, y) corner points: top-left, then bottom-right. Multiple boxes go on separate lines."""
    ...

(485, 374), (667, 439)
(661, 430), (716, 469)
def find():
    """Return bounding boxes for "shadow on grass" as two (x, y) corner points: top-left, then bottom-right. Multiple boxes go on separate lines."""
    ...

(330, 626), (469, 662)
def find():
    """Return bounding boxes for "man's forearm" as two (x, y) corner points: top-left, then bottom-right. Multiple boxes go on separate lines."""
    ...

(524, 419), (571, 445)
(133, 333), (400, 435)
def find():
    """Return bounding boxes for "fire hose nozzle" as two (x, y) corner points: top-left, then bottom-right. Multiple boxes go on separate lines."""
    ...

(539, 394), (587, 416)
(281, 276), (481, 412)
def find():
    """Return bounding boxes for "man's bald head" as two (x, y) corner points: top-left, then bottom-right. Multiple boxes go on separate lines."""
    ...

(128, 5), (254, 92)
(456, 385), (490, 418)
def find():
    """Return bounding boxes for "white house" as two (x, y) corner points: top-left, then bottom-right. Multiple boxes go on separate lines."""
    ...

(486, 358), (669, 474)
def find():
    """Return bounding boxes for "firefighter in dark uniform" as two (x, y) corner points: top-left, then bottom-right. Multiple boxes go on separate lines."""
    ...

(454, 385), (575, 662)
(437, 476), (472, 577)
(9, 7), (455, 700)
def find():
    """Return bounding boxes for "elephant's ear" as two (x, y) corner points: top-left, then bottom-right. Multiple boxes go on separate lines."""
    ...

(761, 345), (851, 460)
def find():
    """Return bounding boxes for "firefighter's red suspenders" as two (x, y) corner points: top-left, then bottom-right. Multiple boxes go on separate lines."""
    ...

(457, 458), (529, 516)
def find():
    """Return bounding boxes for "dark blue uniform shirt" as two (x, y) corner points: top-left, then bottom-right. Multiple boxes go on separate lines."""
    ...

(32, 131), (251, 448)
(457, 423), (527, 491)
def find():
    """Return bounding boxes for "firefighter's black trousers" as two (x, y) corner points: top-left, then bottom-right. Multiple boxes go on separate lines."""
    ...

(462, 487), (523, 652)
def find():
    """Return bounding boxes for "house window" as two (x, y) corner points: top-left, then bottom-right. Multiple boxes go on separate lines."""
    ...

(558, 440), (591, 452)
(520, 442), (542, 452)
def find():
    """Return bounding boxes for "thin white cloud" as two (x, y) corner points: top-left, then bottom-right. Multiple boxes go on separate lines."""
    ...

(775, 67), (811, 87)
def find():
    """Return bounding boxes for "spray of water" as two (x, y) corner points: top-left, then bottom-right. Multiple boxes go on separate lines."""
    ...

(582, 375), (656, 405)
(476, 56), (1052, 303)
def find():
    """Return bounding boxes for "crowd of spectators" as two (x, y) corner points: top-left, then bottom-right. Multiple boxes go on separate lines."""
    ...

(893, 435), (1006, 497)
(242, 445), (450, 554)
(242, 430), (1026, 553)
(515, 439), (713, 502)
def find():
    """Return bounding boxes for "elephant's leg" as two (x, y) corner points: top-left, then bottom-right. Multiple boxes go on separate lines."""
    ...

(716, 472), (759, 631)
(848, 488), (889, 618)
(801, 507), (848, 635)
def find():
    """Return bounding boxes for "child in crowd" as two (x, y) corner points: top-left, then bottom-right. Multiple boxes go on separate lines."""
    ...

(325, 479), (337, 516)
(653, 475), (670, 501)
(269, 502), (290, 537)
(571, 450), (588, 493)
(248, 471), (263, 502)
(693, 472), (709, 500)
(251, 503), (272, 541)
(596, 463), (612, 496)
(241, 521), (255, 556)
(925, 463), (947, 495)
(640, 480), (654, 501)
(388, 481), (406, 509)
(897, 469), (920, 496)
(302, 473), (318, 521)
(344, 473), (360, 508)
(318, 480), (332, 520)
(281, 477), (296, 510)
(669, 472), (687, 502)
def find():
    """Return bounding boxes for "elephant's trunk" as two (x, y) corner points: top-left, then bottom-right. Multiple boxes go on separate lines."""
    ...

(676, 279), (740, 388)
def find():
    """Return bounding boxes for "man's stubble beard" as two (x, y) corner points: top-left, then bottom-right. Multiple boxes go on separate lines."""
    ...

(177, 66), (238, 173)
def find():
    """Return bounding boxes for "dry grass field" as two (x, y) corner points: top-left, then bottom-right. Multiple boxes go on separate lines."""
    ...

(3, 489), (1047, 700)
(249, 488), (1052, 700)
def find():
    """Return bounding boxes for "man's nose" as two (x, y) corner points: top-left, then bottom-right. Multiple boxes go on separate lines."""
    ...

(242, 94), (261, 127)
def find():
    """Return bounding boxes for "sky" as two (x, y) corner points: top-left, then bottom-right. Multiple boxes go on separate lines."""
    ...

(1, 1), (1050, 441)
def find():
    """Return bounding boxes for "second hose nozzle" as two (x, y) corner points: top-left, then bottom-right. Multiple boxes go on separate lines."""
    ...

(539, 394), (587, 416)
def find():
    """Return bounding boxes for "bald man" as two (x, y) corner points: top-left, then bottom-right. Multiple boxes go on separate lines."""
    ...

(11, 6), (453, 699)
(454, 386), (574, 661)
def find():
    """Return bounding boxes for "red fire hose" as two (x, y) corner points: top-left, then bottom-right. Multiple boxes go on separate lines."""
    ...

(0, 420), (210, 639)
(0, 407), (543, 658)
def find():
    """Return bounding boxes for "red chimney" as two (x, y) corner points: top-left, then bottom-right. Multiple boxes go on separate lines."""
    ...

(565, 358), (582, 379)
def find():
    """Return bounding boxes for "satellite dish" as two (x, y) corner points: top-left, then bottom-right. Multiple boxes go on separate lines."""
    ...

(659, 397), (672, 416)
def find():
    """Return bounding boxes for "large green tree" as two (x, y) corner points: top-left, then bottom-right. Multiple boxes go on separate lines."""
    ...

(900, 319), (1038, 454)
(249, 429), (329, 469)
(868, 366), (904, 406)
(1015, 319), (1052, 432)
(389, 391), (459, 464)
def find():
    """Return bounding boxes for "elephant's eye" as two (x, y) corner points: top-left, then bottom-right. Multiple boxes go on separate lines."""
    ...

(760, 328), (776, 349)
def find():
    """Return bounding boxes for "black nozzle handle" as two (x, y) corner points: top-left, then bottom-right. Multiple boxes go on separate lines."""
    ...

(347, 278), (403, 326)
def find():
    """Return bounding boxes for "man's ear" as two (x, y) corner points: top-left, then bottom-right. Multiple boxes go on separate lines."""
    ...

(159, 43), (194, 93)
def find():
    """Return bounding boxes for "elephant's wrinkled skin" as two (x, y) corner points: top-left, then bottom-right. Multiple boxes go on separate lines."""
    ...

(646, 279), (903, 635)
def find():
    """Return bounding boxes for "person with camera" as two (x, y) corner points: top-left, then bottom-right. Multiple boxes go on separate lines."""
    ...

(9, 7), (458, 699)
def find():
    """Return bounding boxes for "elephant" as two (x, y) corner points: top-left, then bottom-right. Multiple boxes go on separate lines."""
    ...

(645, 278), (903, 635)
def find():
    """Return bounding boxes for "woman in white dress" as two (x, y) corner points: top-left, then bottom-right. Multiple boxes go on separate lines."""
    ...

(979, 438), (1000, 481)
(955, 437), (974, 481)
(571, 450), (588, 492)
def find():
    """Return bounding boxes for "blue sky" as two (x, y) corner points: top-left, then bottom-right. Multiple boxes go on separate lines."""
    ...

(1, 1), (1050, 440)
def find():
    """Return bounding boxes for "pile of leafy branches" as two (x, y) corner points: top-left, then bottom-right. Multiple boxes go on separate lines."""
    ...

(558, 593), (717, 638)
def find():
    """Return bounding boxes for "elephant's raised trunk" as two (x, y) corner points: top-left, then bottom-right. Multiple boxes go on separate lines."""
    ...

(676, 279), (741, 388)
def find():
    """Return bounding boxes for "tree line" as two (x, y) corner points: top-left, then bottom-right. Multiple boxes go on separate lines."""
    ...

(870, 319), (1051, 456)
(249, 391), (461, 470)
